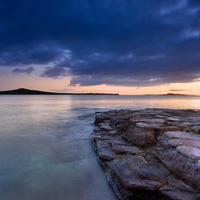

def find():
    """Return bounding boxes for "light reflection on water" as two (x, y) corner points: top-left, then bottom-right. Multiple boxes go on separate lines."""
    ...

(0, 95), (200, 200)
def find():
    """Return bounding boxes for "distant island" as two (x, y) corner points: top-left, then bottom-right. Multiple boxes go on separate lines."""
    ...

(0, 88), (119, 95)
(145, 93), (196, 96)
(163, 93), (188, 96)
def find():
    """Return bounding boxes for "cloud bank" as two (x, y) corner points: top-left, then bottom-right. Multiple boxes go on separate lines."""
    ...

(0, 0), (200, 87)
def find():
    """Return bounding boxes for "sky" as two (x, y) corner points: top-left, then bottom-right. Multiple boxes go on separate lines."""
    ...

(0, 0), (200, 95)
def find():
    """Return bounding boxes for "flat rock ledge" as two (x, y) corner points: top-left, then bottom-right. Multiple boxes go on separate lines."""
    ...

(91, 109), (200, 200)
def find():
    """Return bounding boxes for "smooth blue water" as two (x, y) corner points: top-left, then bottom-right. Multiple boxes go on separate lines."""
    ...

(0, 95), (200, 200)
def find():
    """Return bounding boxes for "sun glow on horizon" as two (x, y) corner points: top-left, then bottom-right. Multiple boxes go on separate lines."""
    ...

(64, 81), (200, 95)
(1, 68), (200, 95)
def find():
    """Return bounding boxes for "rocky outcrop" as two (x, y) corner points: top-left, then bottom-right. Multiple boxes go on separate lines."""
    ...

(91, 109), (200, 200)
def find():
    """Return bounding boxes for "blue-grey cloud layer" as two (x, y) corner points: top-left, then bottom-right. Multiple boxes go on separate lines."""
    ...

(0, 0), (200, 86)
(12, 66), (35, 74)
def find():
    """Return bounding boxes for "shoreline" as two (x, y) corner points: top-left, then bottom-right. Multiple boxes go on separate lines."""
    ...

(91, 108), (200, 200)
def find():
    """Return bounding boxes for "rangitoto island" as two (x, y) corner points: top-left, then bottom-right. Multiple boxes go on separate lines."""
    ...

(0, 88), (119, 95)
(91, 109), (200, 200)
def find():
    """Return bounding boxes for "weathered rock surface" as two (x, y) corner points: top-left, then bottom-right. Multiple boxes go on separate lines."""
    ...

(91, 109), (200, 200)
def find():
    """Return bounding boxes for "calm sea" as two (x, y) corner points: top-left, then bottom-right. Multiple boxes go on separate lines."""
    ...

(0, 95), (200, 200)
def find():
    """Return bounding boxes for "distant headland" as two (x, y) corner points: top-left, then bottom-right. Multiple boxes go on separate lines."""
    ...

(162, 93), (188, 96)
(145, 93), (197, 96)
(0, 88), (119, 95)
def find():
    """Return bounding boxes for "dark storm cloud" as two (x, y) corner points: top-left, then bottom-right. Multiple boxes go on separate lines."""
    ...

(0, 44), (64, 66)
(42, 66), (68, 78)
(12, 66), (35, 74)
(0, 0), (200, 86)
